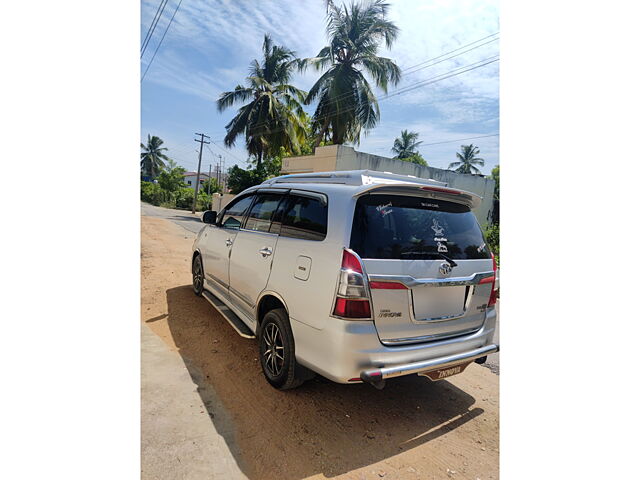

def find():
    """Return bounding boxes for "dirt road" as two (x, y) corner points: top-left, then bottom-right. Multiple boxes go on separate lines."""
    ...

(141, 215), (499, 480)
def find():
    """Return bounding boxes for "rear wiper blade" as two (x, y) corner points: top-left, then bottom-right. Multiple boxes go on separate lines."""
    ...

(398, 250), (458, 267)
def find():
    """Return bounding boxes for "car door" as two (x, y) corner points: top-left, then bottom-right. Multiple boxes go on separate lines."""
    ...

(228, 191), (286, 317)
(202, 194), (255, 297)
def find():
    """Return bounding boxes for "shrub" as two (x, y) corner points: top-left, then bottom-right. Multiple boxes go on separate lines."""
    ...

(140, 181), (170, 206)
(483, 223), (500, 266)
(174, 188), (194, 209)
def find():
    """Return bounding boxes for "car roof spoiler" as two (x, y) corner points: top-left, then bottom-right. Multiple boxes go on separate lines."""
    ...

(353, 183), (482, 209)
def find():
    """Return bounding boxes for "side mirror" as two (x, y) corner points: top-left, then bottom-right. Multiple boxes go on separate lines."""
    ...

(202, 210), (217, 224)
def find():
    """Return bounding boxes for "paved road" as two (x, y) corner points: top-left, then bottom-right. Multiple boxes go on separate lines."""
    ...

(141, 202), (499, 374)
(141, 203), (205, 235)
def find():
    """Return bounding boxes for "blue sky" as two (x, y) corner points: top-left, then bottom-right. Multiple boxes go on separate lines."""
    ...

(141, 0), (499, 175)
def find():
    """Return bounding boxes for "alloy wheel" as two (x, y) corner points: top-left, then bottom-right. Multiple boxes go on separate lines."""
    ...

(193, 258), (203, 292)
(262, 322), (285, 377)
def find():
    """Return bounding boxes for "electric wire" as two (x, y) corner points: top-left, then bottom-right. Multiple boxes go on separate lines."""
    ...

(140, 0), (169, 58)
(141, 0), (184, 83)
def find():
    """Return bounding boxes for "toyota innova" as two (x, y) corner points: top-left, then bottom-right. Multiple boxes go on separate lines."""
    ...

(191, 170), (499, 389)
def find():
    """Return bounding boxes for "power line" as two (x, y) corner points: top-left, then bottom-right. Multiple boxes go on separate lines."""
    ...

(247, 55), (499, 138)
(140, 0), (169, 58)
(420, 133), (499, 147)
(379, 56), (499, 100)
(223, 32), (499, 136)
(401, 32), (499, 74)
(401, 37), (498, 77)
(141, 0), (184, 83)
(209, 140), (247, 165)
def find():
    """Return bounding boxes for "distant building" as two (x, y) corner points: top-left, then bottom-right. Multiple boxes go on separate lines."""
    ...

(281, 145), (497, 225)
(182, 172), (211, 190)
(182, 170), (229, 192)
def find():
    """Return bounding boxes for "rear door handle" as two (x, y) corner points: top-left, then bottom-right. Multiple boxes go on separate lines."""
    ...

(225, 239), (233, 247)
(258, 247), (273, 257)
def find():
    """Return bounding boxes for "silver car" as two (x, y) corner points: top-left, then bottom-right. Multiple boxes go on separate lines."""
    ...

(191, 170), (499, 389)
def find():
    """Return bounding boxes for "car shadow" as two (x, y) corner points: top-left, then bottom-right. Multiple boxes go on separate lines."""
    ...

(165, 285), (483, 479)
(169, 215), (202, 222)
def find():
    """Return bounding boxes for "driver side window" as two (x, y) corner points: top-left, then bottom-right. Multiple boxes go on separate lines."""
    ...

(218, 195), (254, 230)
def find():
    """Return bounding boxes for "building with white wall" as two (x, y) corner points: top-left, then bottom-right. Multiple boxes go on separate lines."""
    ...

(281, 145), (497, 225)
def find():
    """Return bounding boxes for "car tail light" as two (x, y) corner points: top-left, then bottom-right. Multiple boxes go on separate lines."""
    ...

(332, 249), (372, 319)
(487, 253), (498, 307)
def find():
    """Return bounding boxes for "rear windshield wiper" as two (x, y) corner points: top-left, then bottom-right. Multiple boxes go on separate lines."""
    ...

(399, 250), (458, 267)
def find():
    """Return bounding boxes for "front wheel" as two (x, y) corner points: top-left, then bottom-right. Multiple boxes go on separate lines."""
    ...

(259, 308), (307, 390)
(192, 255), (204, 296)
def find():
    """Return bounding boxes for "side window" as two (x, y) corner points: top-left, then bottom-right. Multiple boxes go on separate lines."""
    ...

(244, 193), (283, 233)
(219, 195), (254, 230)
(279, 194), (328, 241)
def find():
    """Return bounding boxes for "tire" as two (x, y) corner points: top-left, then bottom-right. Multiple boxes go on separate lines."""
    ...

(192, 254), (204, 296)
(259, 308), (306, 390)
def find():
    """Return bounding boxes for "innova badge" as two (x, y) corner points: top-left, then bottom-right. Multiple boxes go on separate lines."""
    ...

(439, 262), (452, 276)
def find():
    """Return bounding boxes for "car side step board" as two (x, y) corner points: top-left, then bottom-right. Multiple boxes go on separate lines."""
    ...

(202, 290), (255, 339)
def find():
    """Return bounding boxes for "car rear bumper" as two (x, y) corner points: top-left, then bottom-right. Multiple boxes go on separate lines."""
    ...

(290, 305), (498, 384)
(360, 344), (498, 388)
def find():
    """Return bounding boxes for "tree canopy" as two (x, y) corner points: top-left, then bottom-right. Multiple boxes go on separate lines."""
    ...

(217, 34), (307, 170)
(140, 134), (170, 178)
(448, 144), (485, 175)
(302, 0), (401, 145)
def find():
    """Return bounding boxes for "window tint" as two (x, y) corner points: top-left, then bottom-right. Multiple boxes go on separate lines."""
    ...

(220, 195), (254, 230)
(244, 193), (283, 232)
(279, 194), (328, 241)
(350, 194), (490, 260)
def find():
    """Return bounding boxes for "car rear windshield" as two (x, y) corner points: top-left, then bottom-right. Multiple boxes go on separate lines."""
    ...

(350, 194), (490, 260)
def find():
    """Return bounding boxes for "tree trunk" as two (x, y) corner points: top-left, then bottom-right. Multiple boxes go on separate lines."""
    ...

(315, 117), (330, 148)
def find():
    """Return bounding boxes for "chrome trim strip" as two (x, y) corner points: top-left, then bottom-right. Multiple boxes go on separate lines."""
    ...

(380, 326), (481, 345)
(228, 285), (255, 310)
(205, 272), (229, 290)
(361, 344), (499, 381)
(368, 271), (493, 288)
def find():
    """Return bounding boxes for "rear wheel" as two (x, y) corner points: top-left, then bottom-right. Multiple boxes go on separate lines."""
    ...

(192, 255), (204, 296)
(259, 308), (306, 390)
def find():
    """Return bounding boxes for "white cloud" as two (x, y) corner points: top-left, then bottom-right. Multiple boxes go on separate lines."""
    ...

(141, 0), (499, 168)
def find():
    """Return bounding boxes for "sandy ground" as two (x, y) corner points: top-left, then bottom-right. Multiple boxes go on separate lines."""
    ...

(141, 215), (499, 480)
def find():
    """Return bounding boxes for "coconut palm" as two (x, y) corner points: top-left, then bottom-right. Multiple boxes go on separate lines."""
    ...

(217, 34), (307, 170)
(448, 144), (485, 174)
(302, 0), (401, 145)
(392, 130), (422, 159)
(140, 134), (170, 178)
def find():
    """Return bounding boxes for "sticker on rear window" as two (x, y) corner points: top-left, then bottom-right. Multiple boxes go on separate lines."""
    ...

(376, 202), (393, 217)
(437, 242), (448, 253)
(431, 219), (445, 236)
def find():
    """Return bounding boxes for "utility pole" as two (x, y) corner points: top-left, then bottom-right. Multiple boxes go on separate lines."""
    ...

(216, 154), (225, 193)
(192, 133), (210, 214)
(216, 154), (222, 187)
(221, 157), (226, 193)
(207, 164), (212, 195)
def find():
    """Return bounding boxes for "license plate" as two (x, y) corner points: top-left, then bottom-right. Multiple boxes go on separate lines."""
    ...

(418, 361), (471, 381)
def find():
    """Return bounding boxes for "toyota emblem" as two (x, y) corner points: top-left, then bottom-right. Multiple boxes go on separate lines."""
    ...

(439, 262), (452, 276)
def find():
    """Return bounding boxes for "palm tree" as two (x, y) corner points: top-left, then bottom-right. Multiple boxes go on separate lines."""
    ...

(392, 130), (422, 159)
(217, 34), (307, 170)
(140, 134), (170, 178)
(448, 144), (485, 174)
(303, 0), (401, 145)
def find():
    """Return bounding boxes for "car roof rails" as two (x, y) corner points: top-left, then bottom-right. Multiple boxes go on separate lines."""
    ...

(262, 170), (448, 187)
